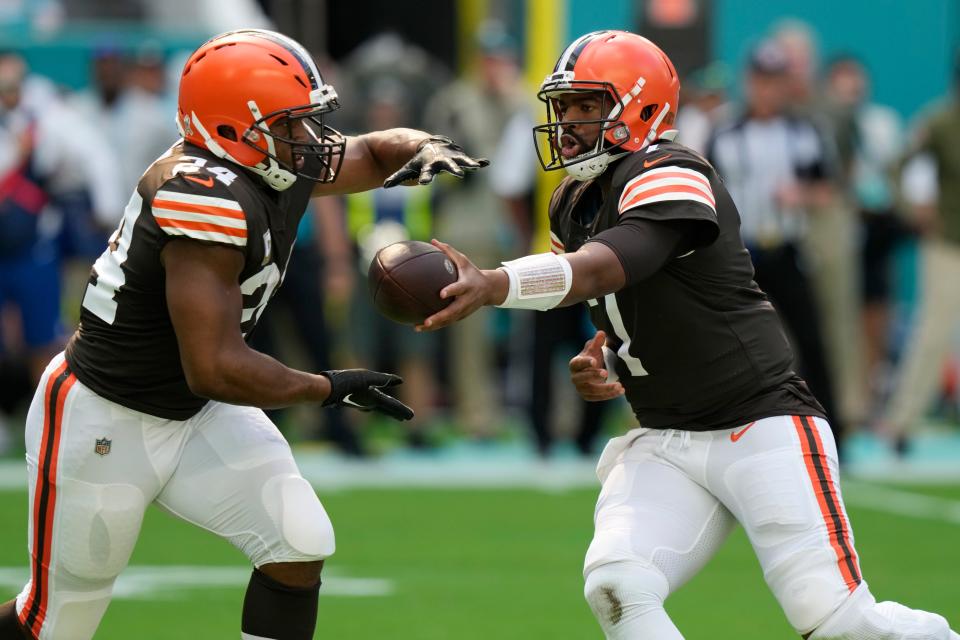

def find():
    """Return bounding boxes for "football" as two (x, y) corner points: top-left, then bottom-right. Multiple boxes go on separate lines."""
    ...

(368, 240), (459, 325)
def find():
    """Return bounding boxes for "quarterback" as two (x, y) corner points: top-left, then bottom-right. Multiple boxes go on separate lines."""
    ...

(421, 31), (959, 639)
(0, 29), (486, 640)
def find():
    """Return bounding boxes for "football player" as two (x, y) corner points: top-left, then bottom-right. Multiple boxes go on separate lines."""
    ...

(0, 29), (486, 640)
(419, 31), (959, 640)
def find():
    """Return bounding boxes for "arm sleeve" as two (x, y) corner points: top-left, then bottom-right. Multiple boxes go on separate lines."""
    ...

(587, 217), (692, 286)
(151, 174), (249, 250)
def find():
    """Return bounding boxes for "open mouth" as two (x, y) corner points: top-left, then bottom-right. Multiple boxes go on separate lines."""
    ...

(294, 153), (305, 171)
(559, 133), (582, 159)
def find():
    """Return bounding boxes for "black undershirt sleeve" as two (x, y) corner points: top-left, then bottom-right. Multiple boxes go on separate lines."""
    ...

(587, 218), (696, 286)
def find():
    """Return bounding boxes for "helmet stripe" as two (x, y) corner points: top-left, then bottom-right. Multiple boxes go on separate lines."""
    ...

(556, 30), (609, 73)
(555, 31), (597, 73)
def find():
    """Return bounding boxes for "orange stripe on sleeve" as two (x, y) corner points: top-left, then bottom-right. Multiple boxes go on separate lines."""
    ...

(152, 198), (246, 221)
(631, 170), (712, 191)
(155, 217), (248, 238)
(620, 184), (717, 212)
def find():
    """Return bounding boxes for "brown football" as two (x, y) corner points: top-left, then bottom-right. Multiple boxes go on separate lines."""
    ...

(368, 240), (459, 325)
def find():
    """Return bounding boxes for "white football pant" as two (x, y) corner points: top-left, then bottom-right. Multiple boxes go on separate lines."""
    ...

(583, 415), (957, 639)
(14, 353), (335, 640)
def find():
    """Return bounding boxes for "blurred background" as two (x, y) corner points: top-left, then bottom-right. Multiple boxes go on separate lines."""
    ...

(0, 1), (957, 637)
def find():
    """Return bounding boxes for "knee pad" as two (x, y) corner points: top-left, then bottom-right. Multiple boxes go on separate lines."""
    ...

(57, 480), (146, 580)
(584, 561), (670, 630)
(261, 475), (335, 562)
(810, 584), (955, 640)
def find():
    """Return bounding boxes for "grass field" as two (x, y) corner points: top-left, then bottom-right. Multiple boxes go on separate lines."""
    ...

(0, 478), (958, 639)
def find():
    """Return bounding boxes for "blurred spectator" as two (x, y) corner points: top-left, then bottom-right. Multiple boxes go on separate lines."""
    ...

(771, 19), (820, 108)
(0, 51), (119, 379)
(336, 32), (450, 133)
(676, 61), (732, 155)
(774, 20), (867, 428)
(882, 51), (960, 449)
(423, 22), (534, 438)
(823, 55), (908, 414)
(145, 0), (270, 33)
(342, 77), (440, 447)
(69, 45), (177, 223)
(707, 40), (842, 444)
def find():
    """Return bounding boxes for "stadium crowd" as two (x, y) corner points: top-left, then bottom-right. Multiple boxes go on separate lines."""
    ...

(0, 15), (958, 462)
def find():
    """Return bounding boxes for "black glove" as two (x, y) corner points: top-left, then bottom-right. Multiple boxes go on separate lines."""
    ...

(320, 369), (414, 421)
(383, 135), (490, 188)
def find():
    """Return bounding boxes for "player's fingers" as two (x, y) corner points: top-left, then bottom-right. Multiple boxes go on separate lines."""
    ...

(456, 155), (489, 169)
(367, 389), (415, 421)
(577, 382), (624, 402)
(418, 294), (480, 331)
(570, 367), (607, 385)
(383, 164), (419, 188)
(438, 158), (465, 177)
(439, 279), (469, 299)
(589, 330), (607, 351)
(417, 166), (437, 185)
(431, 238), (470, 268)
(569, 355), (596, 372)
(366, 372), (403, 388)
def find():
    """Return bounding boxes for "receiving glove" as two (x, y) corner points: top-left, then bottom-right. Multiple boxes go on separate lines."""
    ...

(320, 369), (414, 421)
(383, 135), (489, 188)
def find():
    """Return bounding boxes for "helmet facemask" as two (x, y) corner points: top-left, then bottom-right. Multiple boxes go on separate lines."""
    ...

(244, 92), (346, 190)
(533, 79), (630, 181)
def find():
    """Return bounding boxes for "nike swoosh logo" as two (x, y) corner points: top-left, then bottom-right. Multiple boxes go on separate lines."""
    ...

(184, 174), (215, 188)
(730, 421), (757, 442)
(341, 394), (364, 408)
(643, 154), (673, 169)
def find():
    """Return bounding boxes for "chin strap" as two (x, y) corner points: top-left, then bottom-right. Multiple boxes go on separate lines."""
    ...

(644, 102), (672, 146)
(246, 100), (296, 191)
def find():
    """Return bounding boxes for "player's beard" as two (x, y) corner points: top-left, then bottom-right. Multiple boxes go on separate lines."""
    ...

(559, 128), (595, 159)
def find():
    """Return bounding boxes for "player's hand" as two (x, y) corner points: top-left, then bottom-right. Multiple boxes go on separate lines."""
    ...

(320, 369), (414, 421)
(383, 136), (489, 188)
(569, 331), (624, 402)
(416, 239), (494, 332)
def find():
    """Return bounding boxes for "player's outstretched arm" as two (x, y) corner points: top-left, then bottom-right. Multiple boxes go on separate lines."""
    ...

(162, 239), (413, 420)
(310, 129), (488, 196)
(415, 240), (626, 331)
(417, 217), (692, 331)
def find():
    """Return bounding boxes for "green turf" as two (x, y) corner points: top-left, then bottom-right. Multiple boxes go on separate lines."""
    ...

(0, 485), (958, 639)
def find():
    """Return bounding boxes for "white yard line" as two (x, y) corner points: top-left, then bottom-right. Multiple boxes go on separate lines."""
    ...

(0, 566), (392, 599)
(841, 481), (960, 526)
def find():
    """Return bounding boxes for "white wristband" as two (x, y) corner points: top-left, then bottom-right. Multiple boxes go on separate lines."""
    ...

(495, 252), (573, 311)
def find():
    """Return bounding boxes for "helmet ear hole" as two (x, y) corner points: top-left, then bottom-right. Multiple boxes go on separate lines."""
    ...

(217, 125), (238, 141)
(640, 104), (658, 122)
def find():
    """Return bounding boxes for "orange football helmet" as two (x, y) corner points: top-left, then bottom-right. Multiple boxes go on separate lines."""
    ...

(177, 29), (345, 191)
(533, 30), (680, 180)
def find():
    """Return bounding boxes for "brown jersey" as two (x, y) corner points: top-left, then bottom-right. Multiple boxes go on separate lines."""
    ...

(65, 141), (315, 420)
(549, 139), (825, 431)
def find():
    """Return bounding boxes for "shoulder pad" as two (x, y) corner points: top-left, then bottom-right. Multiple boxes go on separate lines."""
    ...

(152, 173), (249, 248)
(614, 144), (716, 216)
